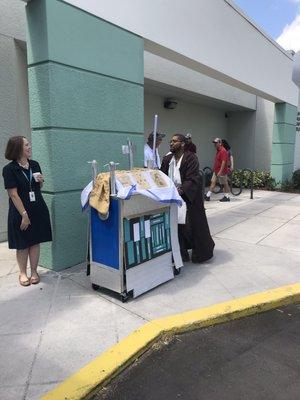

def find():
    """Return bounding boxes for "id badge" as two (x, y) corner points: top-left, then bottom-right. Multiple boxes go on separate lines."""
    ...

(29, 191), (36, 202)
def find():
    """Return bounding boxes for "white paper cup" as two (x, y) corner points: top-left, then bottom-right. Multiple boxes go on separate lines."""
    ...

(33, 172), (42, 182)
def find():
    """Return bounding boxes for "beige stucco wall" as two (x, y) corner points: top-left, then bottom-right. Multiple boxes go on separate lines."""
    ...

(144, 92), (229, 169)
(292, 51), (300, 171)
(228, 98), (274, 171)
(0, 0), (29, 241)
(66, 0), (298, 105)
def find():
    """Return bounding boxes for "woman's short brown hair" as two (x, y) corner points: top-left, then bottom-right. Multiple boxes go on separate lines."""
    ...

(5, 136), (25, 161)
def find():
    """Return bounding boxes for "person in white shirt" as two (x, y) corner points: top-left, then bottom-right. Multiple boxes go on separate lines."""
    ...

(144, 132), (166, 169)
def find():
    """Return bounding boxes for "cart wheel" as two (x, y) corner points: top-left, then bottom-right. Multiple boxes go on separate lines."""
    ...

(92, 283), (100, 291)
(174, 267), (181, 276)
(121, 292), (129, 303)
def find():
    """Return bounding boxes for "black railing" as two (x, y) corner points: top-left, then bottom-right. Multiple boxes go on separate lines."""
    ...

(241, 168), (254, 199)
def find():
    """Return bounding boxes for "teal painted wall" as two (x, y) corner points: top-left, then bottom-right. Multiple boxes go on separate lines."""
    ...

(26, 0), (144, 270)
(28, 63), (143, 131)
(41, 192), (88, 269)
(271, 103), (297, 183)
(274, 102), (298, 125)
(272, 123), (297, 144)
(32, 129), (144, 192)
(26, 0), (143, 83)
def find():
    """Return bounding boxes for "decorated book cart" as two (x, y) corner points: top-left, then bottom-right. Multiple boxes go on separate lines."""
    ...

(82, 162), (183, 302)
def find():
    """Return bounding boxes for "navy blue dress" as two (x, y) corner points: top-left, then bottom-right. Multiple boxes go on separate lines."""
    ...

(2, 160), (52, 250)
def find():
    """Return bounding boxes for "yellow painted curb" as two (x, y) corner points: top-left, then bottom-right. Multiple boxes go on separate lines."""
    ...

(42, 283), (300, 400)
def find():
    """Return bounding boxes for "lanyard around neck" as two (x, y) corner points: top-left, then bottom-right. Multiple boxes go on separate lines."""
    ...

(21, 168), (33, 191)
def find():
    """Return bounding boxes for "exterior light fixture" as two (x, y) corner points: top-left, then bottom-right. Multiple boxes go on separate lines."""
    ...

(164, 99), (178, 110)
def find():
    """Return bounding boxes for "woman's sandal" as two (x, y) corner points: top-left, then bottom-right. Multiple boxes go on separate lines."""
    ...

(19, 275), (30, 287)
(30, 274), (40, 285)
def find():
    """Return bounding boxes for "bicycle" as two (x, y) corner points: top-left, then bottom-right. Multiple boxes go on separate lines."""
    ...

(202, 166), (242, 196)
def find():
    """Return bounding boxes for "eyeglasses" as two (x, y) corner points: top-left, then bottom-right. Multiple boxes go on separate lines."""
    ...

(170, 139), (183, 144)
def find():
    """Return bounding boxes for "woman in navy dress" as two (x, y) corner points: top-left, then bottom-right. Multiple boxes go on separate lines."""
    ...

(2, 136), (52, 286)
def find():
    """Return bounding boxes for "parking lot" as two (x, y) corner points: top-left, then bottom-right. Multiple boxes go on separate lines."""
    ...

(92, 304), (300, 400)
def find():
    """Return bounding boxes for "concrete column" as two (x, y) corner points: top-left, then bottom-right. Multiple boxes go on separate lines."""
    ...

(26, 0), (144, 270)
(271, 102), (297, 183)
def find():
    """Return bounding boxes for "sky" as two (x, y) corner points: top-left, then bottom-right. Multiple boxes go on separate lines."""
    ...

(234, 0), (300, 52)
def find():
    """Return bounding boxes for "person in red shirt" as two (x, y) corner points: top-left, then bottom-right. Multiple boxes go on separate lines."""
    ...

(204, 138), (230, 202)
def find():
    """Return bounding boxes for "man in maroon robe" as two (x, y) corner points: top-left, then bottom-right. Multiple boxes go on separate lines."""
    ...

(161, 134), (215, 263)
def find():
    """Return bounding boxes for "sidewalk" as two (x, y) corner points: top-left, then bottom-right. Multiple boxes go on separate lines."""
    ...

(0, 190), (300, 400)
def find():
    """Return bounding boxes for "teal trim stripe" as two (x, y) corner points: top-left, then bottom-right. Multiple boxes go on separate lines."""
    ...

(271, 162), (294, 166)
(274, 122), (297, 127)
(28, 60), (144, 87)
(32, 127), (144, 135)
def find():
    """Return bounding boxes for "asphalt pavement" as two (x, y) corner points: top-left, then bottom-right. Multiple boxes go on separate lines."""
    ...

(91, 304), (300, 400)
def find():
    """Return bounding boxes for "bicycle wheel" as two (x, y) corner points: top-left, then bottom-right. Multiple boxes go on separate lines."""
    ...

(203, 166), (223, 193)
(202, 166), (213, 187)
(230, 185), (242, 196)
(229, 174), (242, 196)
(212, 183), (223, 194)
